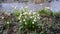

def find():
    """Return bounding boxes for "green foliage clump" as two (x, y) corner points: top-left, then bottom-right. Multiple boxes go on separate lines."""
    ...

(54, 11), (60, 17)
(17, 9), (40, 31)
(37, 9), (53, 16)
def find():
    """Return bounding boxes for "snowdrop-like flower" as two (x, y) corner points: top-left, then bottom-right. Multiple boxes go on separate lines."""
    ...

(19, 15), (21, 17)
(37, 17), (40, 19)
(29, 12), (31, 15)
(18, 16), (21, 20)
(2, 17), (4, 19)
(35, 17), (36, 19)
(23, 12), (28, 15)
(25, 22), (27, 25)
(32, 22), (34, 24)
(33, 12), (36, 14)
(23, 19), (25, 21)
(25, 16), (27, 18)
(7, 21), (10, 24)
(37, 14), (40, 16)
(34, 19), (36, 22)
(19, 14), (22, 17)
(30, 16), (33, 18)
(19, 21), (22, 22)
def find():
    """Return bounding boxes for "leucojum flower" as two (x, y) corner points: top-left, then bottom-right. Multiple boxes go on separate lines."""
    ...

(17, 8), (41, 32)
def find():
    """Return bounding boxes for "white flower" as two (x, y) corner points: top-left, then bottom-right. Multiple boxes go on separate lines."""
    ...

(33, 12), (36, 14)
(2, 17), (4, 19)
(34, 18), (36, 21)
(25, 16), (27, 18)
(29, 12), (31, 15)
(7, 22), (10, 24)
(18, 14), (22, 19)
(19, 14), (22, 17)
(37, 17), (40, 19)
(23, 12), (27, 14)
(25, 22), (27, 25)
(19, 21), (21, 22)
(32, 22), (34, 24)
(34, 17), (36, 19)
(20, 14), (22, 16)
(30, 16), (33, 18)
(23, 19), (25, 21)
(37, 14), (40, 16)
(34, 19), (36, 22)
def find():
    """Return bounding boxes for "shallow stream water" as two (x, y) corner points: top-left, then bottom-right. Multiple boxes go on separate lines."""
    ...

(0, 1), (60, 12)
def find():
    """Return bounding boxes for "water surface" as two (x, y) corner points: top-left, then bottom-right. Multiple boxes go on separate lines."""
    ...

(0, 1), (60, 12)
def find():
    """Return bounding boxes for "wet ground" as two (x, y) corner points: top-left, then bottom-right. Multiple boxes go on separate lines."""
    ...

(0, 0), (60, 12)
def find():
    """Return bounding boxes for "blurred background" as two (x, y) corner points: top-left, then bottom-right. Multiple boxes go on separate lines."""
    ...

(0, 0), (60, 12)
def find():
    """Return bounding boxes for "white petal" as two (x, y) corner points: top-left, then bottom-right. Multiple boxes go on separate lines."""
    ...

(32, 22), (34, 24)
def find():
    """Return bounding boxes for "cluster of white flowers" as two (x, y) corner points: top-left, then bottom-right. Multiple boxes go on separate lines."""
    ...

(13, 7), (41, 25)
